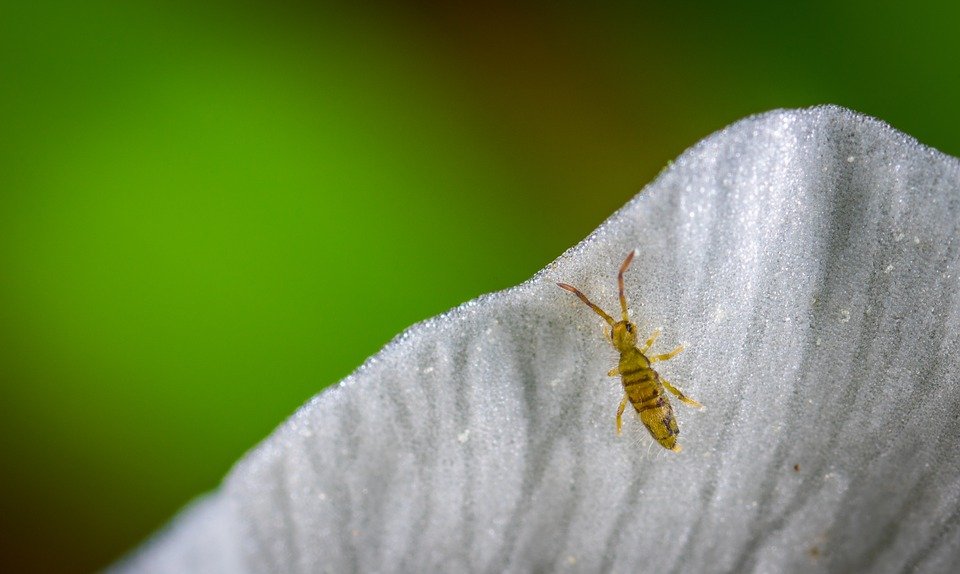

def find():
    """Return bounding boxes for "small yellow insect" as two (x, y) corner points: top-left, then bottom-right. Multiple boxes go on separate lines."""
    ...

(558, 251), (702, 452)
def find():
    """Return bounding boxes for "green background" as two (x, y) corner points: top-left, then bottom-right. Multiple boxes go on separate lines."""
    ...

(2, 2), (958, 571)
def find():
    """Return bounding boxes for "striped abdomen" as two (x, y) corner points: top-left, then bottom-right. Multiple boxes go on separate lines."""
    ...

(619, 349), (680, 451)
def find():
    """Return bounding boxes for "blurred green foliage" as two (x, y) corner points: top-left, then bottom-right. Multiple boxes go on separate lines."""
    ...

(2, 1), (958, 571)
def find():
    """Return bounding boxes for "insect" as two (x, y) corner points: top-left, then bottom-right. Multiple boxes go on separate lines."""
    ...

(557, 251), (702, 452)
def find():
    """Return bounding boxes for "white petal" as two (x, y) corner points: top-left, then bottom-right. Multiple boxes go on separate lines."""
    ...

(116, 106), (960, 573)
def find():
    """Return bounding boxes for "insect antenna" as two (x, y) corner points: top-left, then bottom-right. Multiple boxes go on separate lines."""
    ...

(557, 283), (615, 325)
(618, 250), (637, 322)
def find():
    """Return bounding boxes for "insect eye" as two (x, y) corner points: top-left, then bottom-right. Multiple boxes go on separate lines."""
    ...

(625, 324), (633, 333)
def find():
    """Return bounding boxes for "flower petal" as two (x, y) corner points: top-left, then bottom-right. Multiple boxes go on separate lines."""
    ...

(116, 106), (960, 573)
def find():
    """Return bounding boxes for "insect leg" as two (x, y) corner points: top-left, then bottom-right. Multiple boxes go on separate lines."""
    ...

(649, 344), (684, 363)
(607, 366), (620, 377)
(639, 329), (660, 353)
(616, 395), (628, 435)
(662, 378), (703, 409)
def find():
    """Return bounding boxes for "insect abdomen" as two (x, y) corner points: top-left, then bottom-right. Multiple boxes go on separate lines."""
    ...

(621, 364), (680, 451)
(637, 399), (680, 451)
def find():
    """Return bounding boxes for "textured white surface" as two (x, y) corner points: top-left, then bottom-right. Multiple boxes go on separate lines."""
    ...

(117, 106), (960, 573)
